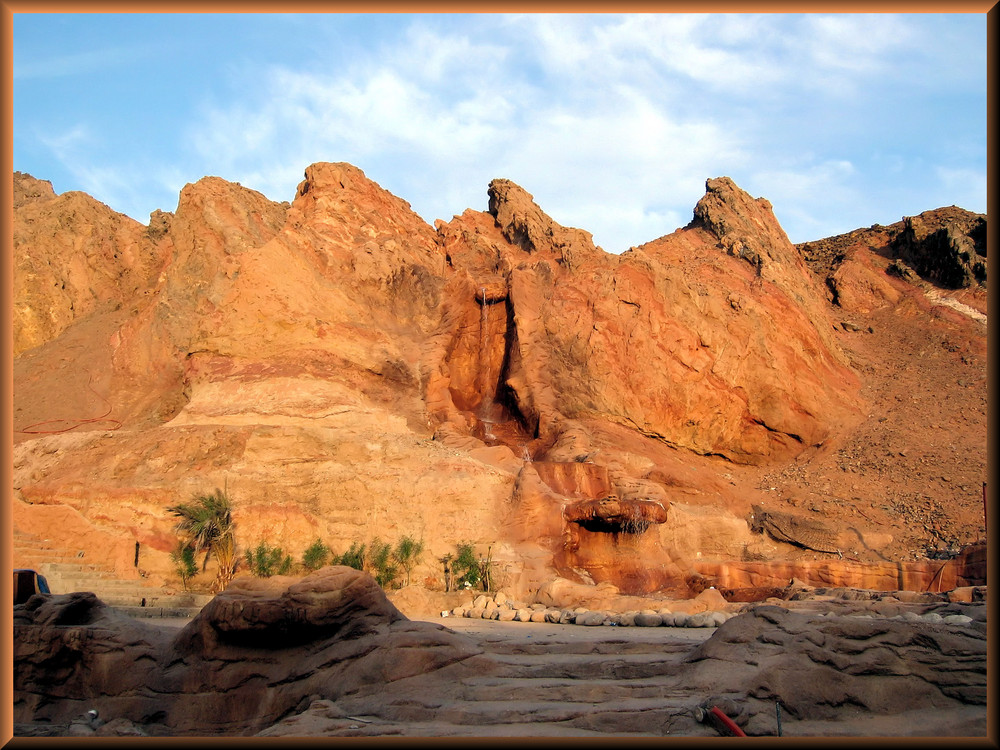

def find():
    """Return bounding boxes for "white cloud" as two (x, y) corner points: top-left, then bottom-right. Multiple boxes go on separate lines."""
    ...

(753, 159), (857, 196)
(485, 84), (745, 249)
(39, 124), (93, 154)
(934, 166), (987, 214)
(159, 13), (985, 250)
(38, 125), (126, 207)
(803, 14), (914, 73)
(744, 159), (860, 242)
(180, 17), (758, 250)
(600, 14), (788, 92)
(391, 22), (512, 86)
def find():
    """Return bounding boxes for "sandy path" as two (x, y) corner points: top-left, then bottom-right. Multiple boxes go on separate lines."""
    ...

(254, 615), (726, 738)
(422, 614), (716, 644)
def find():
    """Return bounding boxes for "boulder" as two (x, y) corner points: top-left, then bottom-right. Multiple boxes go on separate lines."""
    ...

(574, 611), (606, 627)
(633, 613), (663, 627)
(693, 587), (730, 612)
(684, 605), (987, 732)
(14, 567), (482, 736)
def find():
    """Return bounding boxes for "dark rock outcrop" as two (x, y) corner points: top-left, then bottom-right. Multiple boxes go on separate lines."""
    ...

(13, 567), (482, 736)
(890, 207), (987, 289)
(564, 494), (669, 533)
(796, 205), (987, 292)
(685, 604), (987, 736)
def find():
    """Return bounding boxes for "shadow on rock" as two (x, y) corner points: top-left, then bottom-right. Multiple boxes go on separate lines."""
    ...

(14, 566), (483, 736)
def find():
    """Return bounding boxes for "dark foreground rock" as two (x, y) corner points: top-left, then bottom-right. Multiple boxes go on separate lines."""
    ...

(13, 566), (482, 736)
(14, 568), (987, 738)
(683, 604), (987, 736)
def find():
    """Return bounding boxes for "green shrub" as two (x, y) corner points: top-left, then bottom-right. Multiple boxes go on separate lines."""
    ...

(367, 537), (399, 588)
(450, 542), (494, 591)
(170, 542), (198, 590)
(337, 541), (367, 571)
(245, 540), (293, 577)
(452, 542), (480, 589)
(302, 538), (332, 572)
(393, 536), (424, 586)
(334, 537), (400, 589)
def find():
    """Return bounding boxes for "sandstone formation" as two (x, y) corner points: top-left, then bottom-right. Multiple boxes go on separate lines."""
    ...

(10, 162), (988, 607)
(13, 567), (483, 736)
(684, 604), (987, 736)
(14, 572), (987, 737)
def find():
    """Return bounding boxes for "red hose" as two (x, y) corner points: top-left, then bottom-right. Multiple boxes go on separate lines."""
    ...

(16, 371), (122, 435)
(709, 706), (747, 737)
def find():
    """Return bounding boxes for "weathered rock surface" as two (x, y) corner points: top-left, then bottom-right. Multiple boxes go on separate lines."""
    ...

(14, 582), (987, 737)
(11, 172), (168, 358)
(13, 567), (483, 736)
(684, 604), (987, 736)
(11, 162), (988, 603)
(697, 542), (987, 594)
(890, 207), (987, 289)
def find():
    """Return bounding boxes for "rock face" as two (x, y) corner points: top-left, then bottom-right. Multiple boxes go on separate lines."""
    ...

(15, 580), (986, 737)
(13, 567), (482, 736)
(798, 205), (987, 304)
(11, 172), (168, 357)
(696, 542), (987, 593)
(11, 162), (988, 602)
(890, 207), (987, 289)
(684, 605), (987, 736)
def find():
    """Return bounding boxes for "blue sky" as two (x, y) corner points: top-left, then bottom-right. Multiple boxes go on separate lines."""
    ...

(12, 12), (987, 251)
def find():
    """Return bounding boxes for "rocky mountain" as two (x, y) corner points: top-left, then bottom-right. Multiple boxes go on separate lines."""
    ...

(10, 165), (988, 603)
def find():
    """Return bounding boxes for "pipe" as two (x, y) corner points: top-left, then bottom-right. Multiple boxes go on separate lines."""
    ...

(706, 706), (747, 737)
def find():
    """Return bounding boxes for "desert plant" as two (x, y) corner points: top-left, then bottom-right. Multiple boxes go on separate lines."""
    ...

(335, 537), (399, 588)
(477, 545), (495, 593)
(452, 542), (481, 589)
(168, 488), (239, 593)
(337, 541), (367, 571)
(392, 535), (424, 586)
(302, 538), (332, 572)
(245, 540), (293, 577)
(367, 537), (399, 588)
(170, 542), (198, 591)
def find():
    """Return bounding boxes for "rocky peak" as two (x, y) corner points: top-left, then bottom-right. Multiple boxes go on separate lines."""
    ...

(11, 175), (166, 355)
(13, 172), (56, 209)
(487, 178), (601, 266)
(487, 178), (546, 253)
(687, 176), (794, 273)
(289, 162), (430, 240)
(890, 207), (986, 289)
(171, 175), (288, 258)
(284, 162), (444, 284)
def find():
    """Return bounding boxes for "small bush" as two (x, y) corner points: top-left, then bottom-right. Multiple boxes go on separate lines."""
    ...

(393, 535), (424, 586)
(367, 537), (399, 589)
(453, 542), (481, 589)
(245, 541), (293, 577)
(334, 537), (400, 589)
(449, 542), (495, 591)
(337, 541), (367, 571)
(170, 542), (198, 590)
(302, 538), (332, 572)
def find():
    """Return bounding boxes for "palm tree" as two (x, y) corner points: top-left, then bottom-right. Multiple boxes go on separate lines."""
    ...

(168, 488), (239, 593)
